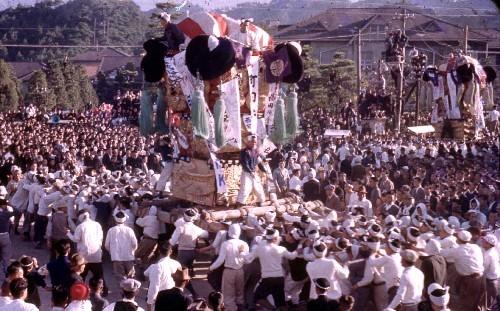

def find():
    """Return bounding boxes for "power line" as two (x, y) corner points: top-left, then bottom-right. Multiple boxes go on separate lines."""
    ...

(0, 44), (142, 48)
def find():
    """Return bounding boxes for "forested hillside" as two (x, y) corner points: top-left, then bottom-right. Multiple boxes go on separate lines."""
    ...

(0, 0), (149, 61)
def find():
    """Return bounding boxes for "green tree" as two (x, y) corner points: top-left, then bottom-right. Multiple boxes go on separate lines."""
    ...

(147, 1), (184, 38)
(0, 0), (149, 61)
(321, 52), (357, 110)
(62, 61), (83, 110)
(0, 60), (21, 112)
(76, 65), (98, 109)
(298, 45), (329, 111)
(26, 70), (56, 110)
(45, 60), (69, 109)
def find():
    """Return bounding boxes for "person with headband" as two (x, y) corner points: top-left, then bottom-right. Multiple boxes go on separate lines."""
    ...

(236, 134), (266, 207)
(157, 12), (185, 56)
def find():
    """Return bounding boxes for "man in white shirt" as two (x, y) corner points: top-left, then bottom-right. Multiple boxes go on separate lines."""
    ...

(0, 277), (39, 311)
(348, 187), (373, 217)
(306, 241), (349, 301)
(34, 180), (62, 248)
(67, 209), (107, 295)
(105, 211), (138, 283)
(353, 239), (403, 308)
(440, 230), (484, 311)
(169, 208), (208, 297)
(209, 224), (249, 311)
(245, 228), (297, 310)
(144, 243), (181, 311)
(481, 234), (499, 311)
(135, 206), (160, 276)
(385, 250), (424, 311)
(288, 169), (302, 194)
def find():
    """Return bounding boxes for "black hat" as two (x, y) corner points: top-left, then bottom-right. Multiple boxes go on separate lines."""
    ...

(185, 35), (236, 81)
(274, 42), (304, 83)
(313, 278), (330, 290)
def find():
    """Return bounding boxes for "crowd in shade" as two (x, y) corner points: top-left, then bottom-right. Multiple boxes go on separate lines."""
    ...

(0, 95), (498, 311)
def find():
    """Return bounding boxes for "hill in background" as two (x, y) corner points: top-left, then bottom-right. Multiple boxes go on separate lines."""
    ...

(0, 0), (148, 62)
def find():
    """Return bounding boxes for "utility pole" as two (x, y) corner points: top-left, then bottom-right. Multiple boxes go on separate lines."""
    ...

(394, 8), (413, 133)
(93, 18), (97, 52)
(464, 25), (469, 55)
(357, 28), (362, 95)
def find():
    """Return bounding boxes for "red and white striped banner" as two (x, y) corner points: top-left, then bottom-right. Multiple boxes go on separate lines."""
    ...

(177, 12), (272, 49)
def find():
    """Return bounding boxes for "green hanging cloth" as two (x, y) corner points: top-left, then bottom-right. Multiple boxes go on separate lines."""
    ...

(214, 97), (226, 147)
(285, 86), (299, 139)
(191, 89), (210, 139)
(271, 95), (286, 145)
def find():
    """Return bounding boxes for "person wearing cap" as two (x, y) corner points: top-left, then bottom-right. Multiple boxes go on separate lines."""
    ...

(354, 238), (404, 306)
(3, 277), (39, 311)
(102, 279), (144, 311)
(481, 234), (499, 310)
(440, 230), (485, 311)
(244, 228), (297, 310)
(45, 201), (69, 260)
(236, 134), (266, 207)
(104, 211), (138, 284)
(66, 209), (106, 294)
(306, 278), (340, 311)
(385, 250), (424, 311)
(306, 241), (349, 301)
(208, 224), (249, 311)
(154, 268), (192, 311)
(144, 243), (181, 310)
(419, 239), (447, 295)
(169, 208), (208, 298)
(422, 283), (451, 311)
(282, 228), (308, 306)
(158, 12), (186, 57)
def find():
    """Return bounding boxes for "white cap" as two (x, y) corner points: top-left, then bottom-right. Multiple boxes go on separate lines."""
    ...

(428, 283), (450, 307)
(228, 224), (241, 239)
(456, 230), (472, 243)
(312, 241), (327, 258)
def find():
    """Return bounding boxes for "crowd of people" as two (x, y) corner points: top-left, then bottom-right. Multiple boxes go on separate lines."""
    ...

(0, 92), (498, 311)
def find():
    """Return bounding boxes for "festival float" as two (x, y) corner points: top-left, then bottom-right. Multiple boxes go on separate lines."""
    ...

(426, 52), (495, 139)
(140, 11), (308, 216)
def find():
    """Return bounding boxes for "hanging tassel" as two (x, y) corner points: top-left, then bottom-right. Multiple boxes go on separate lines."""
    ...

(271, 95), (286, 145)
(191, 88), (210, 139)
(285, 84), (299, 139)
(214, 96), (226, 147)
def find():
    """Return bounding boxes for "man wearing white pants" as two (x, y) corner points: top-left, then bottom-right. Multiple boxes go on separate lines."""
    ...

(236, 134), (266, 206)
(209, 224), (249, 311)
